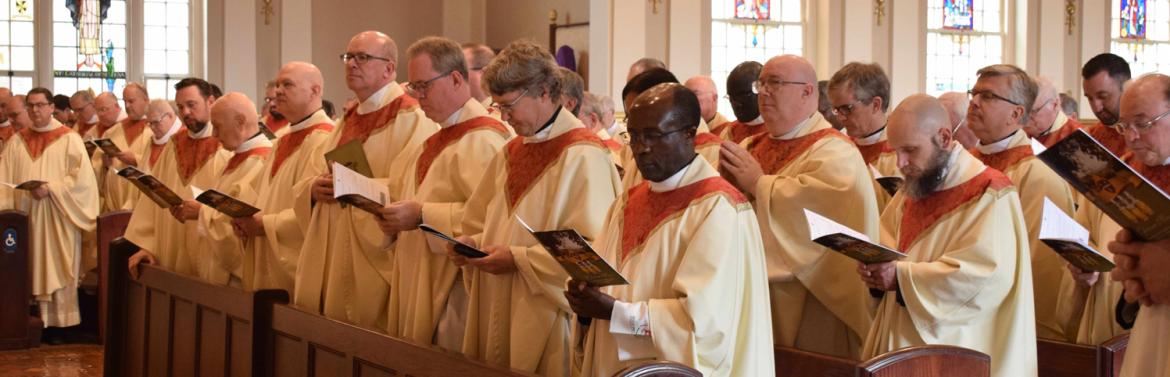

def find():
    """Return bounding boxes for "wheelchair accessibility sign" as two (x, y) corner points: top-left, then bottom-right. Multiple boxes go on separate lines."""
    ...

(3, 228), (16, 254)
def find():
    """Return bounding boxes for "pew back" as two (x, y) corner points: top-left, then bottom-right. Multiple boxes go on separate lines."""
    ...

(774, 345), (990, 377)
(97, 210), (132, 344)
(0, 210), (38, 350)
(1037, 334), (1129, 377)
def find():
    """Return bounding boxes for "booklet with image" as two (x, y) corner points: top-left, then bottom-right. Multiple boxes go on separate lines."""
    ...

(331, 161), (389, 216)
(190, 186), (261, 218)
(418, 224), (489, 259)
(514, 214), (628, 287)
(1038, 197), (1115, 272)
(805, 208), (907, 264)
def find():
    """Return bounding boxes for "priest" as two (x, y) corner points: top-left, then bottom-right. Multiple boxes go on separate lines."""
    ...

(1081, 53), (1131, 156)
(684, 75), (730, 130)
(712, 61), (765, 142)
(69, 90), (98, 138)
(1027, 77), (1083, 147)
(98, 84), (153, 211)
(567, 83), (774, 377)
(261, 80), (291, 138)
(621, 69), (722, 188)
(859, 93), (1037, 377)
(827, 62), (898, 208)
(2, 95), (29, 146)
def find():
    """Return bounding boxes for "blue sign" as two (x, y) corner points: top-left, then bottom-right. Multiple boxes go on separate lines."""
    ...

(2, 228), (16, 254)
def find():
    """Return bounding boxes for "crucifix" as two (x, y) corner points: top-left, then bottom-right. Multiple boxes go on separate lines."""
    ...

(261, 0), (275, 25)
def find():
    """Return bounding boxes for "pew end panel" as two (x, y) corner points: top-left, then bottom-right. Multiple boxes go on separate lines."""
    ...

(774, 346), (857, 377)
(97, 210), (132, 344)
(1098, 333), (1129, 377)
(1038, 338), (1096, 377)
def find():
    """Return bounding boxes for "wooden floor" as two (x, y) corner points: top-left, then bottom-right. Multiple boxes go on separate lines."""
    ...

(0, 344), (103, 377)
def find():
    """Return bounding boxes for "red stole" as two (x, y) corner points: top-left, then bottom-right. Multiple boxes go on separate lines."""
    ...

(19, 127), (73, 160)
(727, 121), (769, 143)
(149, 143), (166, 169)
(969, 145), (1034, 173)
(1127, 154), (1170, 193)
(0, 126), (16, 142)
(505, 127), (605, 208)
(694, 132), (722, 149)
(898, 168), (1014, 251)
(74, 121), (96, 136)
(1086, 123), (1128, 157)
(223, 147), (271, 177)
(121, 118), (148, 146)
(172, 128), (223, 184)
(270, 123), (334, 177)
(416, 116), (508, 186)
(856, 140), (893, 166)
(96, 122), (115, 138)
(265, 115), (290, 134)
(602, 138), (622, 152)
(747, 128), (848, 174)
(621, 177), (746, 260)
(336, 95), (420, 146)
(1035, 118), (1084, 148)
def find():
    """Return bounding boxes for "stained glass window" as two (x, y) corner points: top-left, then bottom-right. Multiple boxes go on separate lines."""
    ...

(143, 0), (190, 99)
(0, 0), (36, 94)
(925, 0), (1005, 96)
(1112, 0), (1170, 76)
(712, 0), (801, 118)
(52, 0), (127, 97)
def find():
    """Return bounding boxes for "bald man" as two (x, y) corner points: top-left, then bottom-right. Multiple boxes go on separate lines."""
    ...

(939, 91), (979, 149)
(293, 31), (437, 329)
(860, 94), (1036, 377)
(714, 61), (766, 142)
(232, 61), (335, 293)
(1027, 77), (1084, 147)
(621, 70), (723, 189)
(720, 55), (878, 358)
(1, 95), (27, 147)
(685, 75), (730, 130)
(626, 57), (666, 82)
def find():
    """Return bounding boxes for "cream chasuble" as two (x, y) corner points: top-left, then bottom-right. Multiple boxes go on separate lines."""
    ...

(244, 110), (334, 292)
(383, 99), (510, 347)
(746, 111), (878, 359)
(264, 114), (292, 139)
(707, 112), (730, 133)
(292, 82), (437, 330)
(620, 120), (722, 190)
(0, 119), (99, 327)
(970, 129), (1076, 340)
(97, 117), (152, 211)
(459, 108), (620, 376)
(1035, 112), (1084, 148)
(1053, 197), (1127, 345)
(854, 127), (899, 210)
(123, 125), (229, 276)
(573, 156), (774, 377)
(191, 135), (271, 286)
(863, 146), (1037, 377)
(715, 116), (766, 143)
(1112, 160), (1170, 377)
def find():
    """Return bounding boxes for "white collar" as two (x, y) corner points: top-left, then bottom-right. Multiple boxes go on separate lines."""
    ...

(154, 117), (183, 145)
(605, 120), (622, 137)
(1162, 155), (1170, 166)
(441, 107), (464, 128)
(976, 129), (1020, 154)
(854, 126), (886, 146)
(647, 155), (699, 193)
(522, 107), (565, 144)
(746, 115), (765, 126)
(235, 132), (271, 153)
(0, 120), (10, 128)
(289, 109), (332, 133)
(773, 113), (816, 140)
(30, 119), (63, 132)
(357, 82), (396, 115)
(87, 114), (99, 124)
(190, 123), (215, 139)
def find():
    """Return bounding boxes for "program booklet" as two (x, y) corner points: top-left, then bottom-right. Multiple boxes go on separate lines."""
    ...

(258, 123), (278, 140)
(1037, 129), (1170, 241)
(90, 138), (122, 155)
(191, 186), (261, 218)
(325, 140), (374, 178)
(1, 180), (47, 190)
(869, 165), (903, 196)
(805, 208), (907, 264)
(514, 214), (628, 287)
(116, 166), (183, 208)
(331, 161), (389, 216)
(418, 224), (489, 258)
(1038, 197), (1115, 272)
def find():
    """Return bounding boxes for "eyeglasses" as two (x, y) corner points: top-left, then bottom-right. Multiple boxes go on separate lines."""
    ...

(1113, 108), (1170, 135)
(339, 52), (391, 65)
(753, 78), (808, 94)
(469, 66), (486, 72)
(28, 102), (53, 109)
(967, 89), (1020, 106)
(146, 113), (170, 127)
(1031, 98), (1054, 112)
(490, 88), (530, 115)
(70, 102), (92, 112)
(628, 127), (691, 145)
(831, 100), (864, 116)
(404, 71), (454, 98)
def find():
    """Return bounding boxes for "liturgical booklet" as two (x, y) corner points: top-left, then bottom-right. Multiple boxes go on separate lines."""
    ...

(514, 214), (628, 287)
(869, 165), (903, 197)
(88, 138), (122, 156)
(331, 161), (388, 216)
(1038, 129), (1170, 241)
(1, 180), (46, 190)
(190, 186), (261, 218)
(418, 224), (489, 258)
(804, 208), (907, 264)
(1038, 197), (1115, 272)
(116, 166), (183, 208)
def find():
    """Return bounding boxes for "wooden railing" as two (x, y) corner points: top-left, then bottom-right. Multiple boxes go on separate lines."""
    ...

(1038, 334), (1130, 377)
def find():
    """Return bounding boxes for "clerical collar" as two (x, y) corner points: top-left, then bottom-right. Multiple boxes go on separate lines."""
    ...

(648, 154), (700, 193)
(1161, 155), (1170, 167)
(235, 131), (271, 153)
(746, 115), (765, 126)
(357, 82), (396, 115)
(523, 106), (563, 144)
(87, 114), (99, 124)
(976, 130), (1020, 154)
(289, 109), (328, 133)
(605, 121), (622, 138)
(854, 125), (886, 146)
(154, 117), (183, 145)
(441, 107), (465, 128)
(189, 123), (215, 139)
(0, 120), (10, 128)
(772, 113), (816, 140)
(30, 119), (62, 133)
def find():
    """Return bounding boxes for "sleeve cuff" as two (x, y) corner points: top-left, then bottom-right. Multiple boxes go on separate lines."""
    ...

(609, 300), (652, 337)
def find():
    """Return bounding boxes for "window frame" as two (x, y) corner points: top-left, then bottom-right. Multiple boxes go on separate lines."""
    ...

(923, 0), (1013, 96)
(709, 0), (808, 119)
(1110, 0), (1170, 77)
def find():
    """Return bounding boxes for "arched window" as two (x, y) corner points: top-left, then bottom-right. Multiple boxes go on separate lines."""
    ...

(1111, 0), (1170, 77)
(0, 0), (36, 94)
(710, 0), (803, 117)
(925, 0), (1006, 96)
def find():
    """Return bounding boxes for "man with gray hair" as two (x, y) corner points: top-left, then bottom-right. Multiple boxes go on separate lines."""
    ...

(626, 57), (666, 82)
(579, 92), (623, 166)
(966, 64), (1075, 341)
(100, 83), (154, 211)
(828, 62), (898, 209)
(462, 42), (495, 105)
(1059, 93), (1079, 119)
(938, 91), (978, 148)
(558, 67), (585, 116)
(70, 89), (99, 137)
(1026, 76), (1083, 147)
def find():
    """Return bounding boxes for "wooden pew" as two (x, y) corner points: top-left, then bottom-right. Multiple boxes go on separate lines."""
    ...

(615, 361), (702, 376)
(103, 239), (289, 377)
(0, 210), (40, 350)
(1037, 334), (1130, 377)
(96, 210), (132, 344)
(775, 345), (991, 377)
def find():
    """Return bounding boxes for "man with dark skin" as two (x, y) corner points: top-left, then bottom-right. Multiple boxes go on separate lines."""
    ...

(714, 61), (766, 142)
(565, 83), (774, 376)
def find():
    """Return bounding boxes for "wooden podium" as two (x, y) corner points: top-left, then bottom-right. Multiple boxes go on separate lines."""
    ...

(0, 210), (41, 350)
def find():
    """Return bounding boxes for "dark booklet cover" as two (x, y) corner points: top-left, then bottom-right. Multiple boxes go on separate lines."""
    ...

(515, 215), (628, 287)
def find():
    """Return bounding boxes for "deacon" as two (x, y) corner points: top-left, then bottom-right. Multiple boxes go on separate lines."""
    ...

(232, 62), (334, 293)
(684, 75), (731, 130)
(712, 61), (765, 142)
(859, 93), (1037, 377)
(70, 90), (99, 137)
(1027, 77), (1083, 147)
(99, 83), (153, 211)
(450, 40), (620, 376)
(720, 55), (878, 358)
(125, 78), (229, 277)
(965, 64), (1075, 340)
(293, 30), (437, 329)
(567, 83), (774, 377)
(1082, 53), (1131, 156)
(375, 36), (510, 350)
(0, 88), (99, 329)
(621, 69), (722, 189)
